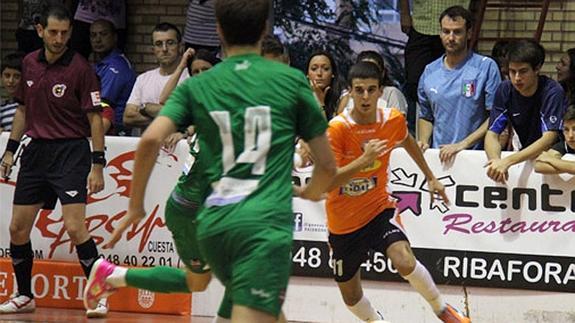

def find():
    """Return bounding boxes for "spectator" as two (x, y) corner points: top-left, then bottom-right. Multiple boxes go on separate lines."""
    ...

(90, 18), (136, 135)
(261, 34), (289, 64)
(337, 50), (408, 115)
(0, 53), (25, 133)
(556, 48), (575, 105)
(70, 0), (127, 59)
(418, 6), (501, 163)
(183, 0), (219, 53)
(306, 51), (343, 120)
(491, 40), (510, 80)
(400, 0), (470, 132)
(485, 40), (568, 183)
(187, 49), (221, 76)
(535, 105), (575, 174)
(123, 22), (188, 136)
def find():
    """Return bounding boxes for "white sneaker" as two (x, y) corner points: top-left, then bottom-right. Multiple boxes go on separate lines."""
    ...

(0, 294), (35, 314)
(86, 298), (108, 318)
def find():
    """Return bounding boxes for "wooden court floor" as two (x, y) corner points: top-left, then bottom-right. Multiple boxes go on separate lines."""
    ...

(0, 307), (214, 322)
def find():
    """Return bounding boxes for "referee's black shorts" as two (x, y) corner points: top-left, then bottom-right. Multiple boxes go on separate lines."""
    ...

(14, 138), (91, 209)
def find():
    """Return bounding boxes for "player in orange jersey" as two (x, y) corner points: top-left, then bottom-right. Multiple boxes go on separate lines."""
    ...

(324, 61), (470, 323)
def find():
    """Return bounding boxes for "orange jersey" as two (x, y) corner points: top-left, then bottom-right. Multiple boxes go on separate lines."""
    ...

(326, 107), (408, 234)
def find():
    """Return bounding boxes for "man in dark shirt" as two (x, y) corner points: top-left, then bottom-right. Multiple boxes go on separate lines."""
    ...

(485, 40), (568, 183)
(0, 4), (108, 318)
(535, 105), (575, 174)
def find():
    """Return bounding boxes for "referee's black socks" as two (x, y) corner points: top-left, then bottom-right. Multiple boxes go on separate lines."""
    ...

(76, 238), (99, 277)
(10, 242), (34, 299)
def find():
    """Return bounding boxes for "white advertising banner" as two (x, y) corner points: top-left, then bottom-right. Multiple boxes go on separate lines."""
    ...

(1, 133), (574, 292)
(0, 134), (187, 268)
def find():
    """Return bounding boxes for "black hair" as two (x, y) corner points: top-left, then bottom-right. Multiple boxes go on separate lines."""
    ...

(1, 52), (25, 73)
(507, 39), (545, 70)
(152, 22), (182, 43)
(439, 5), (474, 30)
(347, 61), (383, 86)
(215, 0), (269, 46)
(39, 3), (71, 28)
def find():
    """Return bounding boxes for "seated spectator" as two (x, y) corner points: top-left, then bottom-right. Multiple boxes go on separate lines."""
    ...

(418, 6), (501, 164)
(491, 40), (510, 80)
(556, 48), (575, 105)
(261, 34), (289, 64)
(124, 22), (188, 136)
(90, 19), (136, 135)
(184, 0), (219, 53)
(535, 105), (575, 174)
(337, 50), (408, 115)
(485, 39), (568, 183)
(306, 51), (343, 120)
(70, 0), (127, 59)
(0, 53), (24, 132)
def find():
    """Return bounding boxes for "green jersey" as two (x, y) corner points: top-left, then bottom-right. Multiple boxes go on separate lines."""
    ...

(171, 135), (209, 209)
(160, 53), (326, 238)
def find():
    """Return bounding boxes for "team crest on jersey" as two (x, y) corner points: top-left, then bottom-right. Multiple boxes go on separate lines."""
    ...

(340, 177), (377, 196)
(52, 84), (67, 97)
(462, 79), (476, 97)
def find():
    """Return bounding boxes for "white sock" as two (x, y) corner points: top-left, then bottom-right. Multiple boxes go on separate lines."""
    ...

(347, 295), (382, 321)
(402, 260), (445, 315)
(211, 316), (231, 323)
(105, 266), (128, 288)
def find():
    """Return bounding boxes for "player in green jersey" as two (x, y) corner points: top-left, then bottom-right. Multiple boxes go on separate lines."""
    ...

(85, 0), (336, 322)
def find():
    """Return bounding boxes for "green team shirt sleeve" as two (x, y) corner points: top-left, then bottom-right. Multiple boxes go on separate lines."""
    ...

(295, 74), (328, 140)
(159, 81), (195, 129)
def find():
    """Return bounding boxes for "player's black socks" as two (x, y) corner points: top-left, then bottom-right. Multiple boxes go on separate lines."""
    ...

(10, 242), (34, 299)
(76, 238), (99, 277)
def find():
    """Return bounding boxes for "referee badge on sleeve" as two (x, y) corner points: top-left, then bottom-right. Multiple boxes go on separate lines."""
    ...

(90, 91), (102, 106)
(462, 79), (476, 97)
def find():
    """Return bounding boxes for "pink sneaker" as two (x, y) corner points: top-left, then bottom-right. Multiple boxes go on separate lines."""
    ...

(438, 304), (471, 323)
(83, 259), (117, 310)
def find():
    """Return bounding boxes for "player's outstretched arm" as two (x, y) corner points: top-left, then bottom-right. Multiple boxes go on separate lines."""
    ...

(402, 133), (450, 204)
(105, 116), (177, 248)
(299, 133), (336, 201)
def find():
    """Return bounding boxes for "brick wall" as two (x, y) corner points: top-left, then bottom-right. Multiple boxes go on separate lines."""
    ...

(0, 0), (574, 76)
(476, 0), (574, 76)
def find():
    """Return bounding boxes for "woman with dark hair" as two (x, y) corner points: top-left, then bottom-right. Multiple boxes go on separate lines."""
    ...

(556, 48), (575, 104)
(337, 50), (408, 115)
(187, 48), (221, 76)
(305, 51), (343, 120)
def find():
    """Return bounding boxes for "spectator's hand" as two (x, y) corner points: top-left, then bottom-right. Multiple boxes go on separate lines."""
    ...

(297, 139), (314, 166)
(362, 139), (388, 163)
(105, 205), (146, 249)
(400, 13), (412, 34)
(178, 48), (195, 71)
(87, 165), (105, 195)
(427, 177), (450, 205)
(164, 132), (185, 152)
(310, 79), (330, 107)
(484, 158), (510, 184)
(417, 141), (429, 152)
(439, 142), (466, 164)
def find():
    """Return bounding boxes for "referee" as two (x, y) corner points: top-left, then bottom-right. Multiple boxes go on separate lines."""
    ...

(0, 4), (108, 318)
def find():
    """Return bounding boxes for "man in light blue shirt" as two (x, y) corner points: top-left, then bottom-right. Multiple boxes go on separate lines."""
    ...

(418, 5), (501, 163)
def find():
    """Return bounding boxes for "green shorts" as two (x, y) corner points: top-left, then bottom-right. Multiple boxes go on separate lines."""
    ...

(164, 194), (209, 274)
(198, 225), (292, 317)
